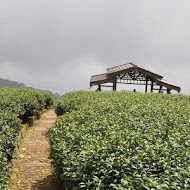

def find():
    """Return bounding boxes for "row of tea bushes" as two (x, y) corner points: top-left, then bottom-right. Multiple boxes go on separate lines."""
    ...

(0, 110), (21, 189)
(0, 87), (54, 189)
(55, 91), (89, 116)
(0, 88), (54, 120)
(51, 91), (190, 189)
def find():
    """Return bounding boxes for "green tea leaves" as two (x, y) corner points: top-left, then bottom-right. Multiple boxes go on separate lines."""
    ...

(51, 91), (190, 189)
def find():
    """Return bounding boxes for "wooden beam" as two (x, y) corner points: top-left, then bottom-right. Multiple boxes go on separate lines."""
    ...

(155, 79), (181, 93)
(90, 79), (114, 86)
(153, 88), (167, 91)
(100, 85), (114, 88)
(153, 88), (164, 91)
(117, 82), (151, 85)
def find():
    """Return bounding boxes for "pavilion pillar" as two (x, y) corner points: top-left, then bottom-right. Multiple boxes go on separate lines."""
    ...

(150, 81), (154, 93)
(159, 86), (162, 93)
(113, 79), (117, 91)
(98, 85), (101, 91)
(167, 88), (171, 94)
(145, 79), (148, 93)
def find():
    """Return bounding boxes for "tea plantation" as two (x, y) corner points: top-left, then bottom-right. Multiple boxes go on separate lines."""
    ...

(0, 88), (53, 120)
(51, 91), (190, 189)
(0, 88), (53, 189)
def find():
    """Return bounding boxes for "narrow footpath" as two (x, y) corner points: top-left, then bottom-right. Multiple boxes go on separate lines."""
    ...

(10, 109), (60, 190)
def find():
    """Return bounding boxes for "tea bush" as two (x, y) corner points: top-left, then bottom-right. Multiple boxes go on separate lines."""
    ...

(0, 110), (21, 189)
(51, 91), (190, 189)
(0, 88), (54, 120)
(0, 87), (54, 189)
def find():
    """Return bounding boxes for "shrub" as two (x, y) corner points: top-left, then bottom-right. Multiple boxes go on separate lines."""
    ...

(51, 91), (190, 189)
(0, 88), (54, 120)
(0, 110), (20, 190)
(0, 87), (54, 189)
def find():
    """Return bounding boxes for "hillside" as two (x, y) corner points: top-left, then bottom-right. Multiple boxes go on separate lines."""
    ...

(0, 78), (25, 87)
(0, 78), (60, 98)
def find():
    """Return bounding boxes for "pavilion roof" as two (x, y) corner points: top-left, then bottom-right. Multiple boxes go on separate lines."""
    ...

(90, 62), (181, 92)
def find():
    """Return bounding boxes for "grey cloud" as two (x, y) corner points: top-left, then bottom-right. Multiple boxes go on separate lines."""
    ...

(0, 0), (190, 94)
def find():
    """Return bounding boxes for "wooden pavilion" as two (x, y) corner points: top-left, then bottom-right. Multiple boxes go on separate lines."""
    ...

(90, 63), (181, 93)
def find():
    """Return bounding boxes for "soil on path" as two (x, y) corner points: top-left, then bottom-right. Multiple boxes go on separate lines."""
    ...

(10, 109), (60, 190)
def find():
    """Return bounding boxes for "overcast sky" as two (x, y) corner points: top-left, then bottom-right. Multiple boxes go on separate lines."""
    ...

(0, 0), (190, 94)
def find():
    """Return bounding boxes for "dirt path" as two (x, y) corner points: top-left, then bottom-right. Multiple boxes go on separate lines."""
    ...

(10, 109), (60, 190)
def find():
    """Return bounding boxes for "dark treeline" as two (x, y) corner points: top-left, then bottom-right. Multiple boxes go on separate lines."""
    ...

(0, 78), (25, 88)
